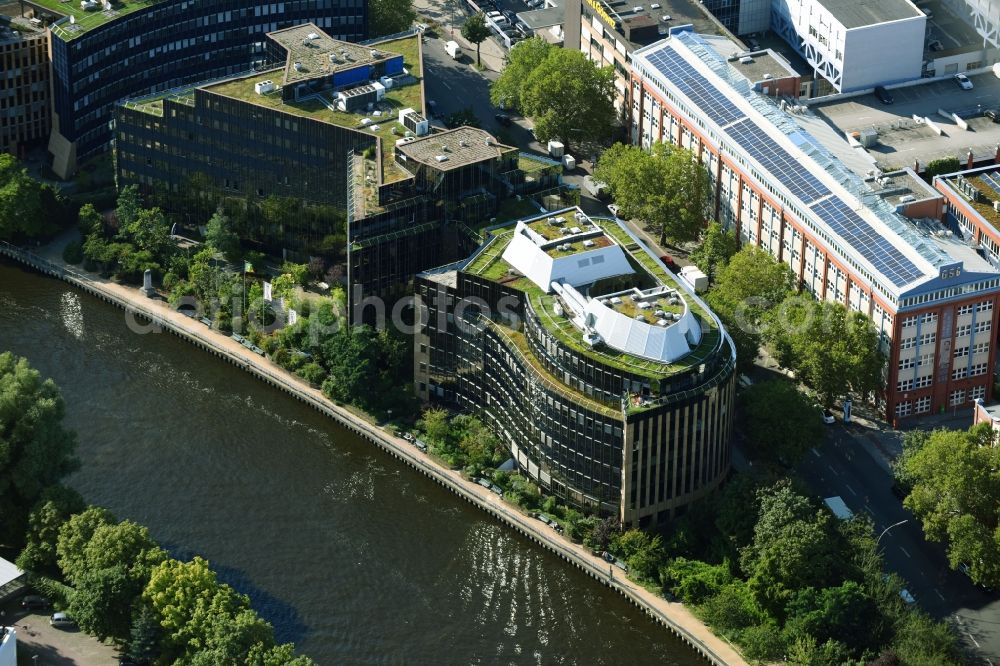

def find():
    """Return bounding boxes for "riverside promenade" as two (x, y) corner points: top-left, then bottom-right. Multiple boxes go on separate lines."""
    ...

(0, 239), (747, 666)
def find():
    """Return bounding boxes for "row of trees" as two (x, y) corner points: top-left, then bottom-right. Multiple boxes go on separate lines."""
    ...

(0, 154), (75, 242)
(2, 352), (312, 664)
(490, 38), (617, 151)
(697, 241), (884, 407)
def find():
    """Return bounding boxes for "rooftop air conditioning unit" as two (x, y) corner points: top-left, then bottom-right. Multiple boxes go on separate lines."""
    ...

(293, 61), (303, 72)
(254, 80), (275, 95)
(993, 200), (1000, 213)
(740, 55), (753, 64)
(435, 155), (449, 162)
(307, 32), (320, 40)
(370, 49), (380, 58)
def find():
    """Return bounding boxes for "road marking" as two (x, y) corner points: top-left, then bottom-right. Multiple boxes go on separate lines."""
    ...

(935, 589), (945, 601)
(900, 546), (912, 558)
(827, 464), (839, 476)
(812, 448), (821, 458)
(440, 80), (453, 90)
(845, 483), (857, 496)
(966, 631), (981, 648)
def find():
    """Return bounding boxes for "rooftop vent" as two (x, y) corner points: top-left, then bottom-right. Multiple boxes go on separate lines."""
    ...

(434, 155), (449, 162)
(293, 61), (303, 71)
(307, 32), (320, 40)
(739, 55), (753, 64)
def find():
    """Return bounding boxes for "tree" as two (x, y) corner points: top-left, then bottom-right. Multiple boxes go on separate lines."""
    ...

(126, 603), (162, 665)
(461, 13), (491, 67)
(16, 485), (85, 576)
(769, 298), (884, 407)
(205, 209), (242, 262)
(77, 202), (105, 237)
(118, 206), (172, 259)
(518, 48), (616, 150)
(924, 157), (960, 178)
(739, 380), (823, 466)
(689, 222), (738, 282)
(739, 483), (845, 617)
(0, 352), (80, 546)
(56, 506), (116, 584)
(418, 407), (450, 444)
(490, 37), (552, 111)
(368, 0), (415, 37)
(784, 582), (887, 655)
(595, 142), (710, 245)
(0, 153), (48, 240)
(143, 557), (250, 662)
(664, 558), (733, 604)
(899, 424), (1000, 589)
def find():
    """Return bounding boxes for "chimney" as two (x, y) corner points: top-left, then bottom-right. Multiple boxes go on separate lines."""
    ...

(968, 149), (975, 170)
(914, 159), (920, 172)
(994, 144), (1000, 164)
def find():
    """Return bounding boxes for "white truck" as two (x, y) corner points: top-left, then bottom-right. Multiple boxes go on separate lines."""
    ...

(445, 40), (460, 59)
(824, 496), (854, 520)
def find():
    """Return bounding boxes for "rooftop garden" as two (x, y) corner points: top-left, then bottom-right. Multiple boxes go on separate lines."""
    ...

(463, 212), (726, 382)
(962, 175), (1000, 229)
(604, 292), (685, 322)
(36, 0), (165, 40)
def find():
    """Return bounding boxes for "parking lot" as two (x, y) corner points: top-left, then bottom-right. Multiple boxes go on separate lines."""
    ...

(1, 598), (119, 665)
(815, 71), (1000, 171)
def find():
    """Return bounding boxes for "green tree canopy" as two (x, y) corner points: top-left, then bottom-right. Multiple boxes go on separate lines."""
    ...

(205, 209), (242, 263)
(490, 37), (554, 112)
(768, 298), (884, 407)
(16, 484), (85, 576)
(594, 142), (710, 245)
(461, 13), (491, 66)
(739, 380), (824, 466)
(492, 43), (615, 150)
(56, 506), (116, 584)
(368, 0), (415, 37)
(0, 154), (51, 241)
(0, 352), (80, 546)
(899, 424), (1000, 588)
(689, 222), (738, 282)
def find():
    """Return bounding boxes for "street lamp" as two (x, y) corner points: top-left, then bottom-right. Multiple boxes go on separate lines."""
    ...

(876, 519), (909, 545)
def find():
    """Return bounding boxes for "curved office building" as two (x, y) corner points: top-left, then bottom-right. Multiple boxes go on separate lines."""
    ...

(26, 0), (366, 177)
(415, 208), (736, 527)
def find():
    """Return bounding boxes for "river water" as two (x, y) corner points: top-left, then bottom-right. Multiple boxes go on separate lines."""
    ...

(0, 260), (703, 665)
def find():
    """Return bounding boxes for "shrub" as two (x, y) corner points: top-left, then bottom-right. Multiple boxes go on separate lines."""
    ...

(62, 241), (83, 265)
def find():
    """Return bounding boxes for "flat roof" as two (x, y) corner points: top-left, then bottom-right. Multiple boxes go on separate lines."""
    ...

(25, 0), (164, 40)
(586, 0), (732, 48)
(632, 32), (999, 301)
(397, 127), (515, 170)
(267, 23), (402, 85)
(0, 557), (23, 588)
(821, 0), (923, 29)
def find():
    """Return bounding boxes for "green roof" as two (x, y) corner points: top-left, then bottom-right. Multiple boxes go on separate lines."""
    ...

(30, 0), (165, 41)
(463, 211), (725, 383)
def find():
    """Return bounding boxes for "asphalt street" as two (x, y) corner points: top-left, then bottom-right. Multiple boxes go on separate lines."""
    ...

(796, 421), (1000, 664)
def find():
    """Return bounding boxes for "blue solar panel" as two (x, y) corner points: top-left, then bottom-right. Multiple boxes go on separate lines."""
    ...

(810, 198), (924, 286)
(725, 118), (831, 205)
(645, 49), (746, 127)
(982, 173), (1000, 195)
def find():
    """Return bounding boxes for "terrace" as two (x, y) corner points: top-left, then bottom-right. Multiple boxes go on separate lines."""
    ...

(28, 0), (164, 40)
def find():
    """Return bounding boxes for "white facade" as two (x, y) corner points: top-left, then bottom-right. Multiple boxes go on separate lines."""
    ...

(772, 0), (926, 91)
(957, 0), (1000, 47)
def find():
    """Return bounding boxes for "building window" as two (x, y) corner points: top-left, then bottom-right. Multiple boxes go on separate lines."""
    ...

(959, 304), (974, 316)
(899, 357), (914, 370)
(897, 378), (914, 391)
(974, 341), (990, 355)
(954, 346), (969, 358)
(920, 332), (936, 345)
(950, 389), (966, 406)
(977, 300), (994, 312)
(971, 362), (988, 376)
(952, 366), (968, 380)
(971, 385), (987, 401)
(895, 401), (912, 417)
(922, 312), (938, 324)
(900, 336), (916, 349)
(915, 396), (931, 414)
(975, 320), (991, 333)
(915, 375), (933, 388)
(902, 316), (917, 327)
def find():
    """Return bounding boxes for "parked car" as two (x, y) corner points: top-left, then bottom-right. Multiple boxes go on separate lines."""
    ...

(658, 254), (680, 271)
(494, 113), (512, 127)
(874, 85), (893, 105)
(954, 73), (974, 90)
(899, 589), (916, 605)
(20, 595), (50, 610)
(822, 409), (835, 424)
(516, 22), (533, 37)
(601, 551), (615, 563)
(607, 203), (620, 218)
(986, 108), (1000, 123)
(49, 612), (76, 629)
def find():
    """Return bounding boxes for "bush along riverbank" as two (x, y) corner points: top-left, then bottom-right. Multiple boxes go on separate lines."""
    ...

(1, 351), (314, 665)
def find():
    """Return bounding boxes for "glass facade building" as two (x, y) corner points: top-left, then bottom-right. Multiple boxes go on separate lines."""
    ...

(415, 209), (736, 526)
(42, 0), (366, 178)
(0, 20), (49, 156)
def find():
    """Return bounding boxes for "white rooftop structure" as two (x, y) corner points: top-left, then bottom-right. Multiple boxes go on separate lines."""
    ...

(633, 32), (1000, 307)
(553, 283), (702, 364)
(501, 217), (633, 292)
(0, 558), (23, 590)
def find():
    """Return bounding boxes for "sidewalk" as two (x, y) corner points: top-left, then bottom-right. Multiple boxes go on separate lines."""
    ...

(6, 238), (749, 666)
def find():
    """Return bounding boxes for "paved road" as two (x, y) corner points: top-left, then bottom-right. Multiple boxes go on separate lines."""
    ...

(794, 421), (1000, 664)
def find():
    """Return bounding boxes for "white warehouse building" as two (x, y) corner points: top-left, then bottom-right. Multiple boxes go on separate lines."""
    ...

(772, 0), (927, 92)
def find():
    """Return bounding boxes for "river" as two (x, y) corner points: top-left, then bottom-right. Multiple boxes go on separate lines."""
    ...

(0, 260), (704, 665)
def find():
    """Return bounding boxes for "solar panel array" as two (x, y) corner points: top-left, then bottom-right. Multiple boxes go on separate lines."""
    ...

(809, 198), (924, 286)
(726, 118), (831, 205)
(644, 48), (746, 127)
(982, 173), (1000, 196)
